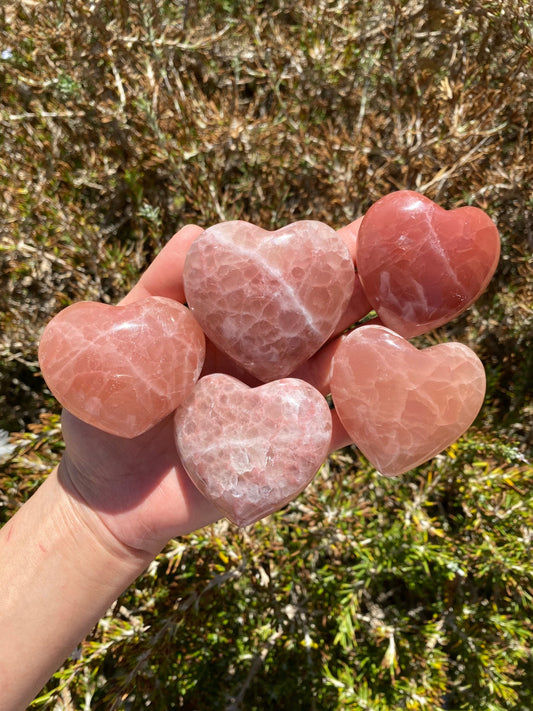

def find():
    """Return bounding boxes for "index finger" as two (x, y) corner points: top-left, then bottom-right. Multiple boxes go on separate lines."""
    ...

(120, 224), (204, 305)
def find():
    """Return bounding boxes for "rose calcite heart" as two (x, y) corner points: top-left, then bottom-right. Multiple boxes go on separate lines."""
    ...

(38, 296), (205, 438)
(330, 325), (486, 476)
(183, 220), (355, 382)
(174, 374), (332, 526)
(356, 191), (500, 338)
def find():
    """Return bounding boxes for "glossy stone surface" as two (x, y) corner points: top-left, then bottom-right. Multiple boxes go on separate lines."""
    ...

(183, 220), (355, 382)
(330, 325), (486, 476)
(356, 191), (500, 337)
(39, 297), (205, 438)
(174, 374), (332, 526)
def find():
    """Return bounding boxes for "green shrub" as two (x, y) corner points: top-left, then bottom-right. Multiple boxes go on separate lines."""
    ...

(1, 1), (532, 708)
(22, 431), (532, 710)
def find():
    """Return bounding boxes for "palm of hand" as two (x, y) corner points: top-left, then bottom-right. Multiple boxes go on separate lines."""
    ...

(56, 223), (359, 555)
(59, 410), (219, 554)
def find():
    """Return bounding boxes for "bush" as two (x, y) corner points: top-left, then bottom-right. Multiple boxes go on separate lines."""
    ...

(16, 430), (530, 710)
(1, 1), (532, 708)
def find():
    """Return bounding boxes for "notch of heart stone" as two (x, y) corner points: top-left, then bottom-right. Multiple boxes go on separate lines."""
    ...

(330, 325), (486, 476)
(174, 374), (332, 526)
(183, 220), (355, 382)
(38, 296), (206, 438)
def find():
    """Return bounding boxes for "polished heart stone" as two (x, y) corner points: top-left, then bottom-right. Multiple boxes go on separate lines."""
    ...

(356, 191), (500, 337)
(183, 220), (355, 382)
(330, 325), (486, 476)
(174, 374), (332, 526)
(39, 296), (205, 438)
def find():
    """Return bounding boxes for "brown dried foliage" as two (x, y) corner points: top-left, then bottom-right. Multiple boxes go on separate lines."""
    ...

(0, 0), (532, 439)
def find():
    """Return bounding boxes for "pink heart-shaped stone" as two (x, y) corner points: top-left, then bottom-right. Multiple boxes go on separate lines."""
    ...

(330, 325), (486, 476)
(356, 191), (500, 337)
(183, 220), (355, 382)
(39, 296), (205, 438)
(174, 374), (332, 526)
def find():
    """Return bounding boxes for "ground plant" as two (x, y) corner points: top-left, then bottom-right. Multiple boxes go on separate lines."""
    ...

(0, 1), (532, 709)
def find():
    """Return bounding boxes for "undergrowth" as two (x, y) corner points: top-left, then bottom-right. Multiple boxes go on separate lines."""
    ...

(1, 1), (532, 709)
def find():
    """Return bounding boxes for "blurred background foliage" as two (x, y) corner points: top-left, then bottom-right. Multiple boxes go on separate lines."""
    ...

(0, 0), (532, 709)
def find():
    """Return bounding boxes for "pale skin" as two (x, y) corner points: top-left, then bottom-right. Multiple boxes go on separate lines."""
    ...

(0, 219), (366, 711)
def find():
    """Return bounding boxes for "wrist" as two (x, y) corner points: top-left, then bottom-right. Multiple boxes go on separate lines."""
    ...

(57, 454), (158, 566)
(0, 466), (152, 710)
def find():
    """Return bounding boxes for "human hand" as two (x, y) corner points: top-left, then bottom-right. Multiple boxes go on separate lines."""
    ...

(46, 191), (499, 555)
(2, 205), (496, 710)
(55, 221), (365, 556)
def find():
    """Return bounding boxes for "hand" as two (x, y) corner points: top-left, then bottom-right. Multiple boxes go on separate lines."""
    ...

(0, 216), (396, 710)
(58, 220), (367, 556)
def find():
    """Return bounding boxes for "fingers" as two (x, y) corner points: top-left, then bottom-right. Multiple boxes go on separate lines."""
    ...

(333, 215), (372, 336)
(114, 219), (360, 462)
(337, 215), (363, 263)
(121, 217), (366, 308)
(331, 275), (372, 338)
(289, 336), (345, 395)
(117, 216), (367, 450)
(328, 409), (354, 454)
(120, 224), (204, 305)
(120, 216), (370, 322)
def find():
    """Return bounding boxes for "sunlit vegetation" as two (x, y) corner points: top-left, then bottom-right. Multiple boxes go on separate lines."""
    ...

(1, 1), (532, 708)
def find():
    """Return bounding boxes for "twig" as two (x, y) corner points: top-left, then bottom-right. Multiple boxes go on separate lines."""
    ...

(108, 47), (127, 108)
(116, 23), (233, 51)
(2, 111), (86, 121)
(225, 628), (284, 711)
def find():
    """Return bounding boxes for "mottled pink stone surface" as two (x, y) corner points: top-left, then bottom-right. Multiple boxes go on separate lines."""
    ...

(174, 374), (332, 526)
(38, 296), (205, 438)
(183, 220), (355, 382)
(356, 191), (500, 338)
(330, 325), (486, 476)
